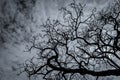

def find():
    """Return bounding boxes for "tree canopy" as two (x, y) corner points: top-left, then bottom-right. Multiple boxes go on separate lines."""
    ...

(22, 0), (120, 80)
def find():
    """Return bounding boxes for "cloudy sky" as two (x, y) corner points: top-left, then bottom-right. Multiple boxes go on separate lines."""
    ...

(1, 0), (119, 80)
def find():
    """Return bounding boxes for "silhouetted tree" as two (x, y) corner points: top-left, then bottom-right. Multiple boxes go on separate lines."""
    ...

(23, 0), (120, 80)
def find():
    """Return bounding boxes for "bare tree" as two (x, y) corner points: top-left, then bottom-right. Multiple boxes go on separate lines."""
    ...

(23, 0), (120, 80)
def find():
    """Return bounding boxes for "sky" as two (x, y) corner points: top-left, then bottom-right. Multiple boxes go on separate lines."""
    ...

(1, 0), (120, 80)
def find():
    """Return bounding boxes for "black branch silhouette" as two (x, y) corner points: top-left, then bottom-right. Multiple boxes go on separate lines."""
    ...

(23, 0), (120, 80)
